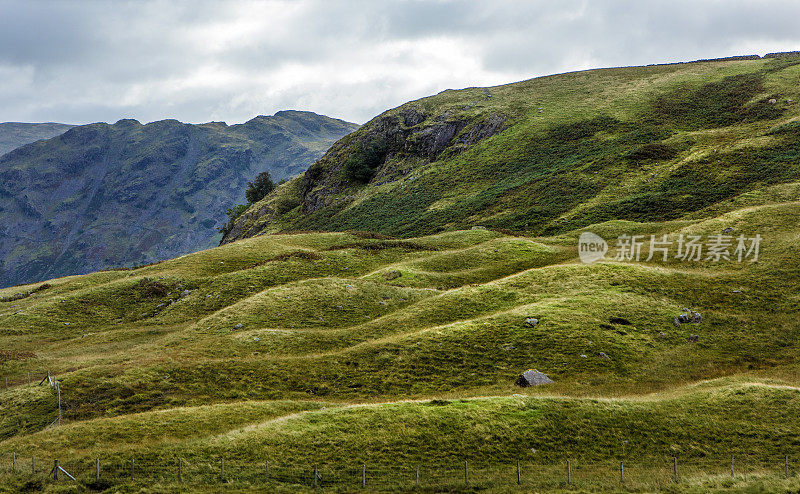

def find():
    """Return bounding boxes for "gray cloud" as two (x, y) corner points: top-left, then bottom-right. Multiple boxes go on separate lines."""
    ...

(1, 0), (799, 126)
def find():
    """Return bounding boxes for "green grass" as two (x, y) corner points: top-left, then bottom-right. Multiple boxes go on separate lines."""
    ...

(3, 56), (800, 492)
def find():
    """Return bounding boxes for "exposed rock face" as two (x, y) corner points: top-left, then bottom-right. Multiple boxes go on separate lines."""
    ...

(220, 104), (507, 244)
(0, 111), (358, 288)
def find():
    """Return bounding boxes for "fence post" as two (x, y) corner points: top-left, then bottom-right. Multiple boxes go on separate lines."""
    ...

(517, 459), (521, 485)
(567, 460), (571, 485)
(265, 460), (269, 483)
(11, 452), (15, 473)
(673, 456), (678, 483)
(620, 460), (624, 483)
(54, 460), (59, 480)
(221, 457), (225, 481)
(731, 455), (734, 477)
(131, 458), (135, 480)
(416, 465), (420, 487)
(96, 458), (100, 481)
(464, 461), (468, 485)
(362, 463), (366, 488)
(314, 464), (318, 488)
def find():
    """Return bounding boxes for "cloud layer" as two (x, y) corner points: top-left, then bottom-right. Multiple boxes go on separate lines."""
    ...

(1, 0), (799, 125)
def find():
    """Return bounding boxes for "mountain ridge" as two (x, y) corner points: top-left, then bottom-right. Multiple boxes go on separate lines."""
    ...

(0, 111), (358, 288)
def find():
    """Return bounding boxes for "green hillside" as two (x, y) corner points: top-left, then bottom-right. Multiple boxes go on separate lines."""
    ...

(222, 55), (800, 243)
(1, 55), (800, 492)
(0, 111), (358, 288)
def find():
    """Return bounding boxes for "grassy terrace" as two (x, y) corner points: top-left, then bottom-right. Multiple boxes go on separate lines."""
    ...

(2, 204), (800, 491)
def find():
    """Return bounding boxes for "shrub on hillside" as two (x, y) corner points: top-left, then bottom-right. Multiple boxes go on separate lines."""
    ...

(245, 171), (276, 204)
(342, 138), (389, 183)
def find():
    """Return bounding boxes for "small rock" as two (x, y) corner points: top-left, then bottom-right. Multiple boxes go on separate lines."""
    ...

(253, 337), (260, 342)
(722, 227), (734, 234)
(514, 369), (554, 387)
(687, 334), (700, 343)
(659, 332), (667, 337)
(768, 98), (777, 104)
(580, 354), (588, 358)
(599, 352), (611, 359)
(523, 318), (539, 328)
(234, 323), (243, 330)
(471, 226), (487, 230)
(181, 290), (190, 297)
(345, 284), (355, 290)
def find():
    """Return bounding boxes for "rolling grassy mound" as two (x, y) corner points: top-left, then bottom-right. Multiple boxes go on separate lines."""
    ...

(2, 194), (800, 491)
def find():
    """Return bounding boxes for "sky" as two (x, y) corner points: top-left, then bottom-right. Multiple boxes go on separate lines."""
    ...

(1, 0), (800, 126)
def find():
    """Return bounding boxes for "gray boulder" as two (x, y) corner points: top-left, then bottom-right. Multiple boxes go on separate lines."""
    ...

(524, 318), (539, 328)
(514, 369), (554, 387)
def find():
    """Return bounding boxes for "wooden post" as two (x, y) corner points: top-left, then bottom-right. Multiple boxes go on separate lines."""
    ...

(131, 458), (135, 480)
(313, 464), (318, 488)
(96, 458), (100, 481)
(27, 372), (31, 385)
(673, 456), (678, 483)
(362, 463), (366, 488)
(464, 461), (468, 485)
(54, 460), (59, 480)
(11, 452), (15, 473)
(731, 455), (734, 477)
(567, 460), (571, 485)
(416, 466), (420, 487)
(265, 460), (269, 483)
(56, 381), (62, 426)
(178, 458), (183, 483)
(620, 460), (624, 483)
(517, 459), (521, 485)
(220, 457), (225, 480)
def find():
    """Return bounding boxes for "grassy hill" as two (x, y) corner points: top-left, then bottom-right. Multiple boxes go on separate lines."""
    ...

(1, 55), (800, 492)
(222, 54), (800, 243)
(0, 122), (75, 157)
(0, 111), (358, 288)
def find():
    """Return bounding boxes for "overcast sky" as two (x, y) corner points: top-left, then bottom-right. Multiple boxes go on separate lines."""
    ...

(1, 0), (800, 126)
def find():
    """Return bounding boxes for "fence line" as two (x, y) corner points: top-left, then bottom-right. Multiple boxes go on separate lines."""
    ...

(0, 453), (796, 490)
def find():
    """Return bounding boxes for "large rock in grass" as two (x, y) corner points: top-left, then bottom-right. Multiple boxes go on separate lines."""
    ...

(514, 369), (554, 387)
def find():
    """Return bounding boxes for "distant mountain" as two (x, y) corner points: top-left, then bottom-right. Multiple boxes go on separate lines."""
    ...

(222, 53), (800, 243)
(0, 111), (358, 287)
(0, 122), (76, 156)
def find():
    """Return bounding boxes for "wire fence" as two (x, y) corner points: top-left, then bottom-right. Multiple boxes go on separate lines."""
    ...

(0, 453), (796, 490)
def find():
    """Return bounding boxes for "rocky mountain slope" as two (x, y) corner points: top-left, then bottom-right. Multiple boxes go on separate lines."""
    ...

(0, 111), (358, 287)
(0, 122), (75, 156)
(222, 53), (800, 244)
